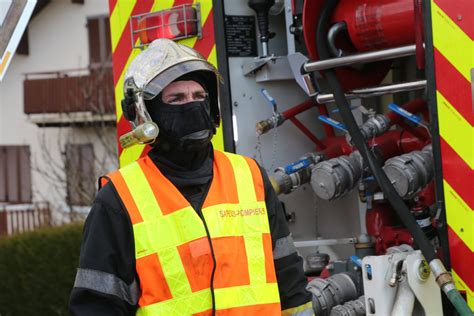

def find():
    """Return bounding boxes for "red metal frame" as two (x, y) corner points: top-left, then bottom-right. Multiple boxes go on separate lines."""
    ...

(279, 99), (330, 149)
(288, 117), (326, 150)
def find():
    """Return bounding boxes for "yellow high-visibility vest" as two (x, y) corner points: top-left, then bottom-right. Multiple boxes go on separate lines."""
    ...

(103, 150), (281, 315)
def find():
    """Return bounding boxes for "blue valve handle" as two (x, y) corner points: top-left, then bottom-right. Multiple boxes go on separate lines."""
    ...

(284, 158), (312, 174)
(351, 255), (372, 277)
(318, 115), (347, 131)
(388, 103), (422, 125)
(260, 88), (278, 113)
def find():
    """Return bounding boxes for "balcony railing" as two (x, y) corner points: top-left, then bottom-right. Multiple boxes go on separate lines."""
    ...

(0, 202), (52, 236)
(23, 66), (115, 115)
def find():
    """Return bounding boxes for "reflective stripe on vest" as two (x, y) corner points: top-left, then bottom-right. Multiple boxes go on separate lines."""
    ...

(106, 150), (281, 315)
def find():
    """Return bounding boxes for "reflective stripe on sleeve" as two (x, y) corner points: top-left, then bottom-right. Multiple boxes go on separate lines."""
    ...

(282, 301), (315, 316)
(73, 268), (139, 305)
(273, 234), (297, 260)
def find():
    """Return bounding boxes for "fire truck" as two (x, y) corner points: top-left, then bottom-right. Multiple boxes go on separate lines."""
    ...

(107, 0), (473, 315)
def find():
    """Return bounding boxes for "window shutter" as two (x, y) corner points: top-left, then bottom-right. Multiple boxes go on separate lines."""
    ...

(18, 146), (32, 202)
(66, 144), (95, 206)
(0, 146), (32, 203)
(87, 15), (111, 66)
(66, 144), (80, 205)
(0, 148), (6, 201)
(79, 144), (95, 204)
(6, 147), (19, 202)
(87, 17), (101, 64)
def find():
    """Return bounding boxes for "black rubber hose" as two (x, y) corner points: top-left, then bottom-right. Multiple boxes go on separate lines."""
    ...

(315, 0), (436, 263)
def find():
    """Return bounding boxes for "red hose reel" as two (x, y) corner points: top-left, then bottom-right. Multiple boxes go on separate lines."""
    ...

(302, 0), (423, 90)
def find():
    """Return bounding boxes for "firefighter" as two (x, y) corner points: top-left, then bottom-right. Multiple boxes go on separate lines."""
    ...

(69, 39), (313, 316)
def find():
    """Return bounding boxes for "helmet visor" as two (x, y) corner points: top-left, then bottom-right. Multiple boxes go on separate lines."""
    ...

(143, 60), (218, 100)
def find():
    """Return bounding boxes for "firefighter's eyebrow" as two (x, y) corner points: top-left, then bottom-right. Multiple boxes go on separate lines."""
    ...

(166, 92), (186, 98)
(193, 90), (207, 96)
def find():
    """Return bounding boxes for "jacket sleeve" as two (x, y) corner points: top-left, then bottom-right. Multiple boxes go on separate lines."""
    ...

(257, 164), (314, 315)
(69, 183), (138, 316)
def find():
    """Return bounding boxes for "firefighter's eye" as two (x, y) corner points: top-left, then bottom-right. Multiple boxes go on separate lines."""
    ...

(168, 96), (183, 103)
(193, 92), (208, 101)
(165, 92), (208, 104)
(164, 94), (186, 104)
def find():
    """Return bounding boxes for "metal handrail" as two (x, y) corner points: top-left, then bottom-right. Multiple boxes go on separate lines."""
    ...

(304, 45), (416, 72)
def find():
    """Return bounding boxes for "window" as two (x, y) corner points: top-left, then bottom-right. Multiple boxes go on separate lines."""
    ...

(65, 143), (95, 206)
(0, 146), (32, 203)
(87, 15), (111, 66)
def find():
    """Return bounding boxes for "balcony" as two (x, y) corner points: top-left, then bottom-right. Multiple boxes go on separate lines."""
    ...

(0, 202), (52, 236)
(23, 66), (116, 127)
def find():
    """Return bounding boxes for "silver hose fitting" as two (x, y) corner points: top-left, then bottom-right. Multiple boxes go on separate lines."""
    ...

(360, 114), (391, 140)
(307, 273), (360, 316)
(429, 259), (454, 293)
(383, 144), (433, 198)
(311, 151), (363, 200)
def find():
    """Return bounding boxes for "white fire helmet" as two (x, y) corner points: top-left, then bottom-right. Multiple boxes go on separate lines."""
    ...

(122, 38), (222, 131)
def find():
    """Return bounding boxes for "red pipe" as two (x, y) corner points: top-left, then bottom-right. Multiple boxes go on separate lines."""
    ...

(398, 121), (430, 143)
(387, 99), (430, 142)
(279, 100), (327, 148)
(368, 128), (427, 161)
(366, 201), (414, 254)
(281, 99), (315, 119)
(288, 117), (326, 150)
(321, 136), (353, 158)
(279, 99), (338, 144)
(276, 99), (329, 150)
(417, 181), (436, 206)
(317, 128), (426, 162)
(398, 128), (430, 152)
(368, 130), (406, 160)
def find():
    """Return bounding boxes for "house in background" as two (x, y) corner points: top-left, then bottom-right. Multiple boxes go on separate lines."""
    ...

(0, 0), (117, 235)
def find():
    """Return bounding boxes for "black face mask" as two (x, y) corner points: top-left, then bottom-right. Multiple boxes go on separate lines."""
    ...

(146, 98), (215, 152)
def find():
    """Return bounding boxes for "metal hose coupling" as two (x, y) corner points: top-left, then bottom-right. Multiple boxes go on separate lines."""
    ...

(383, 144), (433, 199)
(388, 259), (405, 287)
(119, 122), (159, 149)
(311, 151), (363, 200)
(256, 113), (284, 136)
(270, 153), (323, 195)
(429, 259), (473, 315)
(270, 165), (312, 195)
(429, 259), (454, 292)
(307, 273), (360, 316)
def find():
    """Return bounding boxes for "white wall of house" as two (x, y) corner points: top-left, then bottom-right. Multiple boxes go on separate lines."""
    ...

(0, 0), (117, 223)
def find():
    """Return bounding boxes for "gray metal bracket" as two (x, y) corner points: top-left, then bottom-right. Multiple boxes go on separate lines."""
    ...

(242, 56), (276, 76)
(242, 55), (298, 82)
(255, 56), (294, 82)
(287, 52), (319, 96)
